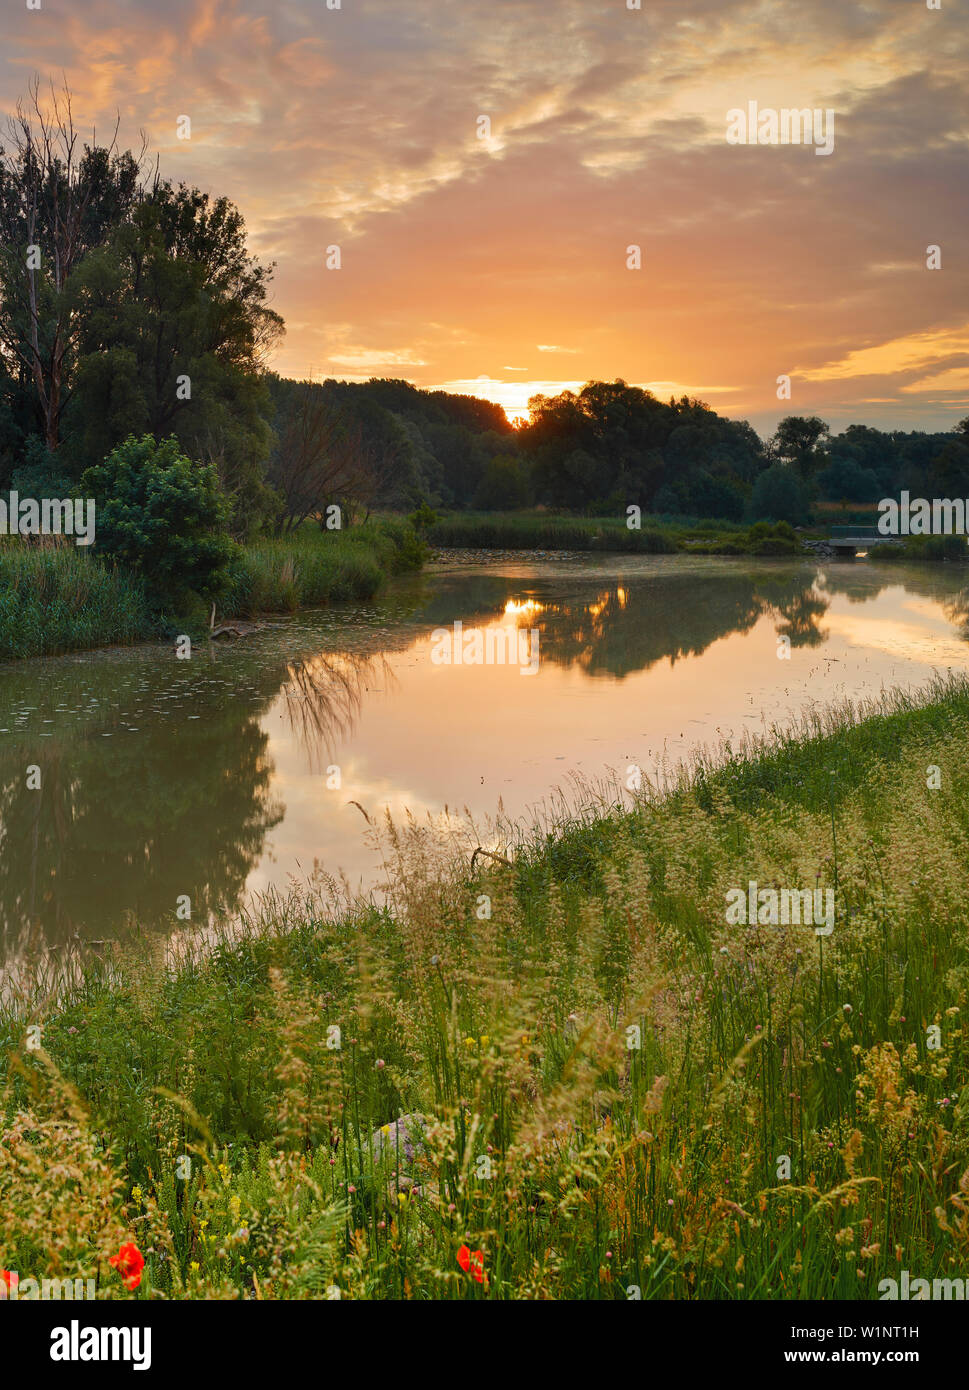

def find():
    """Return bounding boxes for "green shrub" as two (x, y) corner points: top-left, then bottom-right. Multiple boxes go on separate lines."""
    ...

(877, 534), (969, 563)
(81, 435), (238, 611)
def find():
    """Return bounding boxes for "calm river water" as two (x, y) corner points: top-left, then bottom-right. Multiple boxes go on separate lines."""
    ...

(3, 553), (969, 961)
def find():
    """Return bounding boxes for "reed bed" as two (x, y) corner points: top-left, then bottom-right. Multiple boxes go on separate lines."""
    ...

(0, 521), (422, 660)
(426, 513), (677, 553)
(0, 545), (152, 660)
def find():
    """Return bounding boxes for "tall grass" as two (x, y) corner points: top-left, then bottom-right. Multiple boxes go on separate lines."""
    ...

(223, 519), (424, 617)
(874, 534), (969, 563)
(0, 545), (153, 660)
(3, 677), (969, 1298)
(426, 513), (677, 553)
(0, 521), (425, 660)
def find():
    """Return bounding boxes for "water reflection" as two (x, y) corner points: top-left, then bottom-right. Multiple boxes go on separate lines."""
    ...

(3, 556), (969, 963)
(281, 651), (397, 773)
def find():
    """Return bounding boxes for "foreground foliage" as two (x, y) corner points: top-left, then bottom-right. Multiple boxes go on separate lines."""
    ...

(3, 679), (969, 1298)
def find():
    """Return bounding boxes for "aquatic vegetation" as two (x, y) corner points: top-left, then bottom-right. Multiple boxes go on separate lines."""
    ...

(0, 545), (153, 660)
(0, 520), (423, 662)
(425, 513), (677, 553)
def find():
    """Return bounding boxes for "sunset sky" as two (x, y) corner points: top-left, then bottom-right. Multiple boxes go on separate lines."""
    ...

(2, 0), (967, 435)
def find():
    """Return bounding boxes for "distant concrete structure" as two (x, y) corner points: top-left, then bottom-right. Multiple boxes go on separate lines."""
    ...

(828, 524), (902, 557)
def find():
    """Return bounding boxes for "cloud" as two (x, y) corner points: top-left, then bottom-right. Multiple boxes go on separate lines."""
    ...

(0, 0), (966, 430)
(797, 327), (969, 383)
(327, 348), (429, 369)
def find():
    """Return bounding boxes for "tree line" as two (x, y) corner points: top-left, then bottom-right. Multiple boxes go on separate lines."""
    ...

(2, 80), (967, 541)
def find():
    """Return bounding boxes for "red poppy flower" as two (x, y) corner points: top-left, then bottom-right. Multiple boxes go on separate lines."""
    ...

(456, 1244), (486, 1284)
(109, 1242), (145, 1291)
(0, 1270), (16, 1297)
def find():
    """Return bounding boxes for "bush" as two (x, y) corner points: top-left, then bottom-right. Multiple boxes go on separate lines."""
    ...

(408, 500), (439, 535)
(81, 435), (237, 611)
(877, 533), (969, 563)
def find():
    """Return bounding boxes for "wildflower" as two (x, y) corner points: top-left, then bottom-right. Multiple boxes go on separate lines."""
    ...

(463, 1037), (476, 1048)
(376, 1059), (386, 1069)
(457, 1244), (486, 1284)
(218, 1163), (229, 1181)
(0, 1271), (18, 1296)
(190, 1262), (200, 1273)
(109, 1242), (145, 1291)
(131, 1186), (143, 1202)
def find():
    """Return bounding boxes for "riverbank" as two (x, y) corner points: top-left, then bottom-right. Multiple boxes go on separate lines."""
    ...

(0, 520), (424, 661)
(426, 511), (969, 562)
(425, 511), (816, 557)
(3, 675), (968, 1299)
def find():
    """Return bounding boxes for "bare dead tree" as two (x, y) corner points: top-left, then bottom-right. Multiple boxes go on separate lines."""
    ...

(268, 381), (365, 532)
(334, 420), (409, 524)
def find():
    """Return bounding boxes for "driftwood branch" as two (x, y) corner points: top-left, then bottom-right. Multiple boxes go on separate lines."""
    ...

(471, 846), (514, 871)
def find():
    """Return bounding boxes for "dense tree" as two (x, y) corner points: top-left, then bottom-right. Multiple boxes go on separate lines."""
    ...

(0, 79), (150, 452)
(816, 454), (881, 504)
(749, 463), (811, 524)
(63, 182), (283, 532)
(473, 453), (531, 510)
(0, 79), (283, 540)
(521, 380), (765, 512)
(772, 416), (830, 478)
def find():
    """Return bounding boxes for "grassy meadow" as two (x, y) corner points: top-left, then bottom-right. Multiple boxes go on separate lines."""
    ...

(3, 676), (969, 1299)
